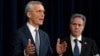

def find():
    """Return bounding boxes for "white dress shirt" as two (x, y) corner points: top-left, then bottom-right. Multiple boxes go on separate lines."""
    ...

(27, 22), (39, 43)
(70, 35), (82, 54)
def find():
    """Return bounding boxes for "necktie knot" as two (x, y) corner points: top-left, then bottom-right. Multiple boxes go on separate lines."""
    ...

(35, 29), (38, 32)
(74, 39), (78, 43)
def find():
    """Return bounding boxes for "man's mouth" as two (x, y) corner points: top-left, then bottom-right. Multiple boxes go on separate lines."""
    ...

(39, 18), (44, 21)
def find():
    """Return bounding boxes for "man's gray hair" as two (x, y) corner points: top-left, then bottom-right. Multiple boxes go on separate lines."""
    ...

(25, 1), (43, 14)
(70, 13), (86, 25)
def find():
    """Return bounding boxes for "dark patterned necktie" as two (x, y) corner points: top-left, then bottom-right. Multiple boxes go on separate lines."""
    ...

(73, 39), (79, 56)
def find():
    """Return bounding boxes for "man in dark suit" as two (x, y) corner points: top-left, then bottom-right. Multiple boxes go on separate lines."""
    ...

(56, 14), (99, 56)
(11, 1), (53, 56)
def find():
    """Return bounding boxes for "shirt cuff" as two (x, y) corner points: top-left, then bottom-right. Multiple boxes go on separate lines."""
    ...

(24, 49), (29, 56)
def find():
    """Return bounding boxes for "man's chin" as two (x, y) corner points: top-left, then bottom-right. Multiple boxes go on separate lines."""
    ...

(72, 33), (80, 37)
(39, 23), (43, 25)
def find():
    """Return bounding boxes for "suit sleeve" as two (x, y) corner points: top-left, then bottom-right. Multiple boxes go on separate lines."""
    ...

(11, 32), (25, 56)
(91, 40), (99, 55)
(45, 33), (54, 56)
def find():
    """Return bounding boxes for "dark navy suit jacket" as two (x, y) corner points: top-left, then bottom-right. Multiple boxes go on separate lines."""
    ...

(62, 37), (98, 56)
(11, 25), (53, 56)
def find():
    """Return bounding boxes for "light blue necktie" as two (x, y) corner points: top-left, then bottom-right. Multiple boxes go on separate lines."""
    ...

(73, 39), (79, 56)
(35, 29), (40, 56)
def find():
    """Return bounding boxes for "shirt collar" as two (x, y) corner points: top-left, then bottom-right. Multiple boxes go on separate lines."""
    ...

(27, 22), (39, 32)
(70, 34), (82, 41)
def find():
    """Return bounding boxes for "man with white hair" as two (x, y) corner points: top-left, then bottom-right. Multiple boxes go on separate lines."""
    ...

(12, 1), (53, 56)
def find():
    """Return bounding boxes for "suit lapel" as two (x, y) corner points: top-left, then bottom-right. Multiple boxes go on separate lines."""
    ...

(80, 37), (87, 56)
(64, 37), (73, 56)
(23, 25), (35, 44)
(38, 29), (44, 56)
(68, 38), (73, 56)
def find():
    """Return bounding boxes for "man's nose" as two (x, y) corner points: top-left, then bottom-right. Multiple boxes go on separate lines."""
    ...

(75, 25), (79, 29)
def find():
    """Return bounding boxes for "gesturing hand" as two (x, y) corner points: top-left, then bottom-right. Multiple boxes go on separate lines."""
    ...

(25, 38), (35, 55)
(56, 38), (67, 54)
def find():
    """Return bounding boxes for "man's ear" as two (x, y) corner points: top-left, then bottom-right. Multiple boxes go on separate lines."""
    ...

(27, 12), (31, 18)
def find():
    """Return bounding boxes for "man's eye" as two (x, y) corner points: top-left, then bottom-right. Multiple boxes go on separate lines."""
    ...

(37, 10), (44, 13)
(72, 23), (76, 25)
(79, 24), (82, 26)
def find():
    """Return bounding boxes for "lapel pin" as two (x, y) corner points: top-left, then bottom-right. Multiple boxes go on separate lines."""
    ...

(84, 42), (87, 45)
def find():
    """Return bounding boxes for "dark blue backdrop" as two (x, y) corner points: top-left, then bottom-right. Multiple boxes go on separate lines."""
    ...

(0, 0), (100, 56)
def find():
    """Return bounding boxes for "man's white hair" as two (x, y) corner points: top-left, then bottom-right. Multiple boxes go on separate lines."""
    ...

(25, 1), (42, 14)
